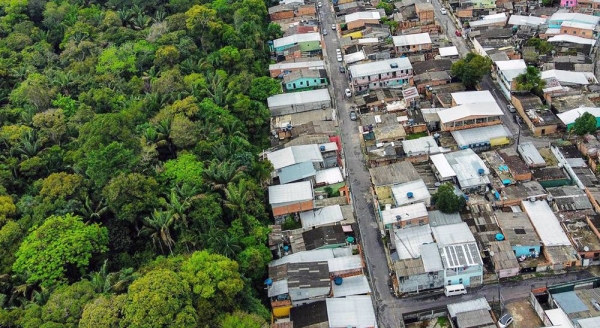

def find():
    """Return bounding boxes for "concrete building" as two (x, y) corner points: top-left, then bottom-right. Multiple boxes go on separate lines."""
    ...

(494, 60), (527, 99)
(348, 57), (413, 93)
(272, 32), (322, 56)
(267, 89), (331, 116)
(269, 181), (314, 218)
(282, 69), (328, 91)
(511, 94), (560, 136)
(344, 11), (381, 30)
(391, 179), (431, 207)
(496, 211), (542, 258)
(442, 149), (491, 193)
(432, 222), (483, 287)
(394, 242), (444, 294)
(381, 202), (428, 229)
(269, 58), (325, 78)
(369, 161), (420, 204)
(392, 33), (432, 55)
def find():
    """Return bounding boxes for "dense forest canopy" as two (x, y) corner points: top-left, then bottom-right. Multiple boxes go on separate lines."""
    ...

(0, 0), (283, 326)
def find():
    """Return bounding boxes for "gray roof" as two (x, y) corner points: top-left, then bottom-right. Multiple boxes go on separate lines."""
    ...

(302, 225), (346, 250)
(402, 136), (441, 156)
(326, 296), (376, 328)
(267, 278), (289, 297)
(489, 240), (519, 272)
(577, 317), (600, 328)
(279, 161), (317, 184)
(451, 125), (512, 148)
(456, 309), (495, 328)
(348, 57), (412, 79)
(420, 242), (444, 272)
(522, 200), (572, 246)
(552, 291), (588, 314)
(331, 275), (371, 297)
(495, 211), (541, 248)
(300, 205), (344, 229)
(268, 181), (313, 205)
(273, 32), (321, 48)
(327, 254), (362, 273)
(428, 210), (462, 227)
(267, 89), (331, 109)
(548, 185), (593, 211)
(369, 161), (419, 187)
(447, 297), (491, 318)
(391, 179), (430, 206)
(393, 224), (434, 260)
(440, 242), (482, 269)
(268, 144), (324, 170)
(444, 149), (491, 189)
(394, 257), (426, 277)
(270, 248), (350, 267)
(431, 222), (475, 246)
(517, 142), (546, 167)
(287, 261), (330, 289)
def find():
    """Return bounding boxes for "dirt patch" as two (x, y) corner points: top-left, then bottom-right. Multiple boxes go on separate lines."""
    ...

(505, 299), (543, 328)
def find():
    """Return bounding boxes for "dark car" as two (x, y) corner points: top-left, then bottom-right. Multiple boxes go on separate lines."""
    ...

(349, 110), (357, 121)
(339, 66), (345, 73)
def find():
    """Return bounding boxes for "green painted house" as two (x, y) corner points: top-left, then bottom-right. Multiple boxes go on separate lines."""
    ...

(283, 69), (328, 91)
(557, 107), (600, 130)
(272, 32), (322, 55)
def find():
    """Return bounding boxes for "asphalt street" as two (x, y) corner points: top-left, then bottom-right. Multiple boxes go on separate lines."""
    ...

(318, 1), (563, 327)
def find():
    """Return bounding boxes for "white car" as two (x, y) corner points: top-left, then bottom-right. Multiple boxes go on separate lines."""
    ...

(332, 24), (336, 30)
(497, 314), (513, 328)
(318, 2), (322, 7)
(336, 48), (341, 54)
(345, 89), (352, 97)
(337, 55), (343, 62)
(440, 8), (447, 15)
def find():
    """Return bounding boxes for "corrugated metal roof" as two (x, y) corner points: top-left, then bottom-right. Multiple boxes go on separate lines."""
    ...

(279, 162), (317, 184)
(428, 210), (462, 227)
(542, 69), (590, 85)
(508, 14), (547, 26)
(548, 34), (597, 45)
(267, 89), (331, 109)
(273, 32), (321, 48)
(439, 46), (458, 57)
(430, 154), (457, 179)
(391, 180), (431, 206)
(382, 203), (428, 226)
(560, 20), (596, 30)
(576, 316), (600, 328)
(268, 144), (324, 170)
(557, 107), (600, 126)
(444, 149), (491, 189)
(420, 242), (443, 272)
(270, 248), (337, 267)
(456, 309), (495, 328)
(331, 275), (371, 297)
(270, 60), (325, 72)
(451, 124), (512, 148)
(552, 291), (588, 314)
(517, 142), (546, 166)
(348, 57), (412, 79)
(451, 90), (495, 105)
(327, 254), (363, 272)
(345, 11), (381, 23)
(521, 200), (572, 246)
(315, 167), (344, 185)
(300, 205), (344, 228)
(447, 297), (491, 318)
(438, 102), (504, 124)
(549, 12), (600, 25)
(268, 181), (313, 205)
(393, 224), (433, 260)
(326, 296), (376, 328)
(431, 222), (475, 246)
(393, 33), (432, 47)
(545, 308), (574, 328)
(344, 50), (366, 64)
(402, 136), (441, 156)
(440, 242), (482, 269)
(268, 279), (289, 297)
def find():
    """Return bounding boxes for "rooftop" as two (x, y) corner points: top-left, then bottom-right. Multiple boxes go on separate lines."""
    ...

(383, 203), (429, 228)
(290, 301), (329, 328)
(348, 57), (412, 79)
(489, 240), (520, 271)
(545, 244), (580, 266)
(497, 148), (531, 176)
(557, 107), (600, 126)
(496, 211), (541, 248)
(270, 59), (325, 72)
(273, 32), (321, 48)
(315, 167), (344, 186)
(447, 297), (491, 318)
(451, 90), (495, 105)
(508, 14), (547, 26)
(331, 274), (371, 297)
(411, 59), (453, 75)
(267, 89), (331, 110)
(431, 222), (475, 246)
(456, 309), (495, 328)
(499, 181), (546, 202)
(269, 181), (313, 205)
(327, 254), (363, 273)
(438, 46), (458, 57)
(269, 247), (352, 267)
(548, 185), (593, 211)
(272, 110), (334, 130)
(564, 218), (600, 251)
(541, 69), (591, 85)
(438, 102), (504, 124)
(394, 257), (426, 277)
(421, 242), (444, 272)
(278, 161), (316, 184)
(517, 142), (546, 167)
(282, 68), (326, 84)
(521, 200), (572, 246)
(551, 94), (595, 114)
(393, 224), (434, 260)
(302, 225), (347, 250)
(345, 10), (381, 23)
(440, 242), (482, 269)
(532, 166), (569, 182)
(444, 149), (491, 189)
(392, 33), (432, 47)
(402, 136), (441, 157)
(286, 261), (330, 289)
(391, 179), (431, 206)
(430, 153), (457, 180)
(549, 12), (600, 25)
(369, 161), (419, 187)
(428, 210), (462, 227)
(451, 124), (512, 148)
(548, 34), (597, 46)
(326, 296), (376, 328)
(300, 205), (344, 229)
(268, 144), (324, 171)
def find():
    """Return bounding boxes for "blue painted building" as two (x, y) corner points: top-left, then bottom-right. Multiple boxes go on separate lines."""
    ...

(283, 69), (328, 91)
(496, 211), (542, 258)
(547, 12), (600, 29)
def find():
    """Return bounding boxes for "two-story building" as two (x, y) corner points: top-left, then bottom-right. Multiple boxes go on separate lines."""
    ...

(272, 32), (323, 58)
(348, 57), (413, 93)
(392, 33), (432, 55)
(495, 211), (542, 259)
(560, 21), (596, 39)
(344, 11), (381, 30)
(391, 179), (431, 207)
(547, 12), (599, 29)
(269, 58), (325, 78)
(414, 3), (434, 24)
(381, 202), (428, 229)
(494, 59), (527, 99)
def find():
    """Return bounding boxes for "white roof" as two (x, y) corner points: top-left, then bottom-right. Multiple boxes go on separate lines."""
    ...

(439, 46), (458, 57)
(517, 142), (546, 166)
(268, 181), (313, 205)
(541, 69), (590, 85)
(545, 308), (574, 328)
(451, 124), (512, 148)
(358, 37), (379, 44)
(267, 144), (324, 170)
(345, 11), (381, 23)
(447, 298), (491, 318)
(545, 28), (561, 35)
(393, 224), (434, 260)
(576, 317), (600, 328)
(319, 142), (338, 152)
(438, 102), (504, 124)
(267, 279), (289, 297)
(349, 57), (412, 78)
(391, 180), (431, 206)
(315, 167), (344, 186)
(430, 153), (457, 179)
(326, 296), (377, 328)
(521, 201), (572, 246)
(300, 204), (344, 229)
(548, 34), (597, 46)
(344, 50), (366, 64)
(496, 59), (526, 72)
(402, 136), (441, 156)
(331, 275), (371, 297)
(382, 202), (428, 226)
(549, 12), (600, 25)
(273, 32), (321, 48)
(451, 90), (495, 105)
(469, 13), (506, 27)
(420, 242), (444, 272)
(445, 149), (491, 189)
(269, 248), (337, 267)
(557, 107), (600, 125)
(431, 222), (475, 246)
(560, 20), (596, 30)
(269, 60), (325, 72)
(327, 254), (363, 273)
(267, 89), (330, 109)
(508, 14), (547, 26)
(393, 33), (432, 47)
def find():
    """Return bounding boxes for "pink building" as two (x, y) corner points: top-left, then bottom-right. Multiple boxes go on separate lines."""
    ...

(561, 0), (577, 7)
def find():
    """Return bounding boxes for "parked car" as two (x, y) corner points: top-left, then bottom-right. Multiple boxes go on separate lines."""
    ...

(318, 2), (322, 7)
(323, 30), (328, 36)
(345, 88), (352, 97)
(507, 105), (516, 113)
(440, 8), (447, 14)
(349, 110), (357, 121)
(332, 24), (336, 30)
(339, 66), (345, 73)
(337, 55), (343, 62)
(455, 30), (462, 37)
(336, 48), (341, 55)
(498, 314), (513, 328)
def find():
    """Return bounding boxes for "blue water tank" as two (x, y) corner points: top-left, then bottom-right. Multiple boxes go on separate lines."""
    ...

(496, 233), (505, 241)
(407, 192), (414, 199)
(264, 278), (273, 286)
(478, 168), (485, 175)
(320, 145), (326, 151)
(502, 179), (511, 185)
(283, 245), (289, 251)
(494, 191), (500, 200)
(334, 277), (343, 286)
(346, 236), (355, 244)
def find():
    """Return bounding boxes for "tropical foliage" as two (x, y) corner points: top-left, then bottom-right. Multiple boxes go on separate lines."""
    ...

(0, 0), (279, 325)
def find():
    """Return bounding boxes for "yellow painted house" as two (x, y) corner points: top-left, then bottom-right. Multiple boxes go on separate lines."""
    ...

(368, 161), (420, 205)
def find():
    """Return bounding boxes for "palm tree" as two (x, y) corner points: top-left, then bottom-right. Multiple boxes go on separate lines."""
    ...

(203, 160), (246, 193)
(224, 180), (253, 220)
(88, 260), (136, 294)
(252, 160), (273, 188)
(78, 195), (108, 222)
(165, 188), (191, 228)
(140, 210), (176, 255)
(12, 130), (40, 159)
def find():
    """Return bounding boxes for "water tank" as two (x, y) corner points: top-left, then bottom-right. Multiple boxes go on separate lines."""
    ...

(346, 236), (355, 244)
(478, 168), (485, 175)
(264, 278), (273, 286)
(495, 233), (505, 241)
(334, 277), (343, 286)
(407, 192), (414, 199)
(434, 133), (440, 139)
(287, 123), (292, 130)
(584, 246), (590, 252)
(283, 245), (289, 251)
(319, 145), (326, 151)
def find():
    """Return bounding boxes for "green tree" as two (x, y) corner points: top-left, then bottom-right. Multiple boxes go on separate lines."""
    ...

(572, 111), (598, 136)
(102, 173), (160, 223)
(160, 153), (204, 188)
(82, 141), (139, 188)
(0, 220), (23, 273)
(219, 310), (267, 328)
(451, 53), (492, 89)
(514, 66), (545, 93)
(376, 2), (394, 15)
(432, 183), (464, 214)
(39, 280), (97, 327)
(12, 214), (108, 287)
(121, 269), (197, 327)
(79, 294), (126, 328)
(249, 76), (281, 102)
(525, 38), (554, 55)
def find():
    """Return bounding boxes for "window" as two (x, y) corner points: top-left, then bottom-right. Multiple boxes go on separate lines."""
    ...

(448, 280), (452, 285)
(529, 248), (536, 252)
(300, 81), (303, 85)
(573, 31), (577, 34)
(459, 278), (463, 284)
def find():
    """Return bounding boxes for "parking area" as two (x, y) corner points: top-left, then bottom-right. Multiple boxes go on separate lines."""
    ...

(505, 299), (543, 328)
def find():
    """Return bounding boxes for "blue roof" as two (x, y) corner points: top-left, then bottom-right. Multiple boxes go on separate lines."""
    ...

(278, 162), (317, 184)
(552, 291), (588, 314)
